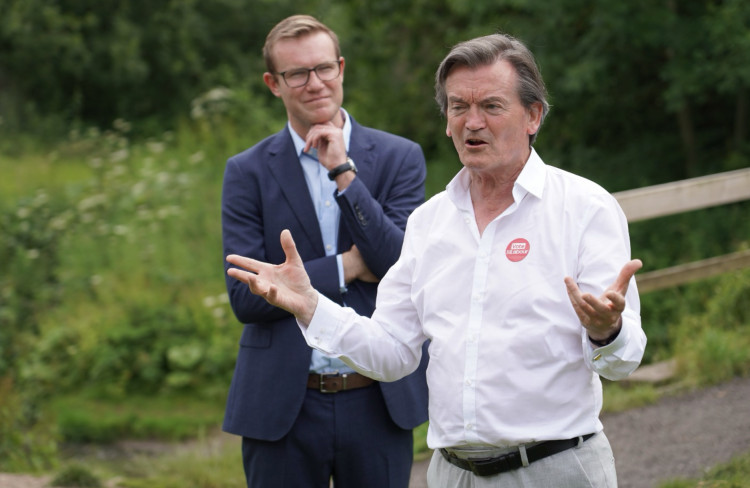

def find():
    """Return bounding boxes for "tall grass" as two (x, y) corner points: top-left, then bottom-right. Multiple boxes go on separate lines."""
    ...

(0, 90), (285, 470)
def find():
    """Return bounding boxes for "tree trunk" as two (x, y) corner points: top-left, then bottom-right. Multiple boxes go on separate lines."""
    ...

(735, 88), (747, 151)
(676, 104), (698, 178)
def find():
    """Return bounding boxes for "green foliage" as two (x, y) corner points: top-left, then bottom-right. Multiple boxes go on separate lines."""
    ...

(412, 422), (431, 460)
(0, 190), (66, 375)
(51, 464), (102, 487)
(0, 0), (279, 131)
(53, 394), (223, 443)
(672, 269), (750, 387)
(113, 437), (244, 488)
(658, 450), (750, 488)
(601, 382), (659, 413)
(0, 376), (59, 472)
(631, 202), (750, 362)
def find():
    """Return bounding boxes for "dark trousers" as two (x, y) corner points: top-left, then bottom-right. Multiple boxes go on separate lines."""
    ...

(242, 383), (414, 488)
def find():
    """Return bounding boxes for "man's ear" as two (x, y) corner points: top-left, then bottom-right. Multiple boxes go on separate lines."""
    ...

(527, 102), (543, 135)
(263, 72), (282, 97)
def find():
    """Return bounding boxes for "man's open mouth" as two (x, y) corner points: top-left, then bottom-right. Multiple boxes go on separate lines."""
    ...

(466, 138), (486, 147)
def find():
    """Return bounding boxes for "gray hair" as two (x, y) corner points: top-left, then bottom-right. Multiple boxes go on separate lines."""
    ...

(434, 34), (549, 145)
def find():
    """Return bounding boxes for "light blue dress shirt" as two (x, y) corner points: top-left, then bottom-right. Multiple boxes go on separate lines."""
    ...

(289, 109), (355, 374)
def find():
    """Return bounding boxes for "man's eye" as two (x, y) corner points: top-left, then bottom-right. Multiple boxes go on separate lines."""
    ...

(287, 70), (308, 80)
(317, 64), (335, 74)
(485, 104), (505, 114)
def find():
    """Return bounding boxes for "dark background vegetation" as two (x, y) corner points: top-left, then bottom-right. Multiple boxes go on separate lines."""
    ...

(1, 0), (749, 478)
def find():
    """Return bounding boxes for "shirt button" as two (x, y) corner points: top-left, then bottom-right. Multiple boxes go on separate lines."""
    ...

(326, 244), (333, 251)
(466, 423), (473, 430)
(325, 200), (332, 207)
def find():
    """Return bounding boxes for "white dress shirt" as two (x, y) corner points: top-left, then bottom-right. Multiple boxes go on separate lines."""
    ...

(302, 149), (646, 449)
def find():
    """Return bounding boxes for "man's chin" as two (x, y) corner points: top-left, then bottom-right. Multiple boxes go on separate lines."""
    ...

(307, 108), (342, 126)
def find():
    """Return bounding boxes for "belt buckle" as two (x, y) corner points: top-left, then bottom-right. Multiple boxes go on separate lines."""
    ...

(319, 371), (342, 393)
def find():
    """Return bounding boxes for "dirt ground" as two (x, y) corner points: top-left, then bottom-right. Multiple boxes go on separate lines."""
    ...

(2, 376), (749, 488)
(408, 376), (750, 488)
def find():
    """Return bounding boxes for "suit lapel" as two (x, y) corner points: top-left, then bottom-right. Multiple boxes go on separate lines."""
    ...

(336, 119), (376, 251)
(346, 119), (375, 182)
(267, 129), (325, 254)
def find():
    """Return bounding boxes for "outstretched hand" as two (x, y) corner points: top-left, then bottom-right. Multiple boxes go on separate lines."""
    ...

(564, 259), (643, 341)
(226, 230), (319, 324)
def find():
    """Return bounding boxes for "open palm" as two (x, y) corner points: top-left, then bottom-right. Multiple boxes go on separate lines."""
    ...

(226, 229), (319, 324)
(564, 259), (643, 340)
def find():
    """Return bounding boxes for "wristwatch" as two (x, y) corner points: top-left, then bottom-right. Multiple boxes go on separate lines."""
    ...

(328, 157), (358, 180)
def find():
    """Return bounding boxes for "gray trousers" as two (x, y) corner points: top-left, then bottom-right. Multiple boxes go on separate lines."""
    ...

(426, 432), (617, 488)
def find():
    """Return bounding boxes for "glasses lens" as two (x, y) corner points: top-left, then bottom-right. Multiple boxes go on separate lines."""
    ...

(284, 69), (310, 88)
(315, 62), (340, 81)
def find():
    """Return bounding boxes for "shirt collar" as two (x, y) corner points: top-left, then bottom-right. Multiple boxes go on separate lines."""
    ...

(515, 147), (546, 200)
(289, 108), (352, 159)
(446, 147), (547, 210)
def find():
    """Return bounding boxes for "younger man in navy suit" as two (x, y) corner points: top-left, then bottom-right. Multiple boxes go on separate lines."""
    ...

(221, 14), (429, 488)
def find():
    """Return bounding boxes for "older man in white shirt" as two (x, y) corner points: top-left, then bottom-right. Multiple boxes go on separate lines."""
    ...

(227, 33), (646, 488)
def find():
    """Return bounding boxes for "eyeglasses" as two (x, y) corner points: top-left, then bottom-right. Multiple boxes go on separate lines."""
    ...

(278, 60), (341, 88)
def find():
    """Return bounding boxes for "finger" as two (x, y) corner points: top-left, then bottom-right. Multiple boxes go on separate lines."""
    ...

(226, 267), (252, 283)
(227, 267), (274, 297)
(580, 293), (614, 316)
(611, 259), (643, 294)
(602, 290), (626, 312)
(226, 254), (264, 273)
(564, 276), (592, 322)
(304, 126), (329, 150)
(227, 267), (263, 292)
(564, 276), (581, 301)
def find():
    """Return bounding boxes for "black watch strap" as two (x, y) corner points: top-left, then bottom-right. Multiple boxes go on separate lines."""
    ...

(328, 157), (357, 180)
(589, 327), (621, 347)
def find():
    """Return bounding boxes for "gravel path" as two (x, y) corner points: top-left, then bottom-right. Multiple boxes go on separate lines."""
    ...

(2, 377), (749, 488)
(408, 376), (750, 488)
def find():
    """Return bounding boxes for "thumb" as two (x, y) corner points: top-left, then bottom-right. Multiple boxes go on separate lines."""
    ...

(613, 259), (643, 294)
(280, 229), (302, 266)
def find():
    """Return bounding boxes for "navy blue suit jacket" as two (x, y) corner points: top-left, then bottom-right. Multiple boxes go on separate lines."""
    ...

(222, 117), (429, 441)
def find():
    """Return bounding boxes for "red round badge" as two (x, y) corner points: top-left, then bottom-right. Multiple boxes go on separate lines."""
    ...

(505, 238), (530, 262)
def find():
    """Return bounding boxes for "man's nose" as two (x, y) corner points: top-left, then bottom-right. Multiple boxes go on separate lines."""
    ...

(465, 106), (485, 130)
(306, 70), (326, 89)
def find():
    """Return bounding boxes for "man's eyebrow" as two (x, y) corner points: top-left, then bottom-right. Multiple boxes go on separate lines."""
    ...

(481, 95), (507, 105)
(447, 95), (508, 104)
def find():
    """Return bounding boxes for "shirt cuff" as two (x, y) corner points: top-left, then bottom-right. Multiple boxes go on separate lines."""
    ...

(299, 292), (344, 356)
(583, 308), (644, 381)
(336, 254), (347, 294)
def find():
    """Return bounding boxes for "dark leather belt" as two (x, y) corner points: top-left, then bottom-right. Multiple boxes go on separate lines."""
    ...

(440, 433), (595, 477)
(307, 372), (375, 393)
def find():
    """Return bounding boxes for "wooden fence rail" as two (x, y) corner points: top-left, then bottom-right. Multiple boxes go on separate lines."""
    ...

(612, 167), (750, 293)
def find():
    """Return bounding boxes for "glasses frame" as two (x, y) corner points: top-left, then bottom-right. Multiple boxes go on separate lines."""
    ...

(277, 59), (342, 88)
